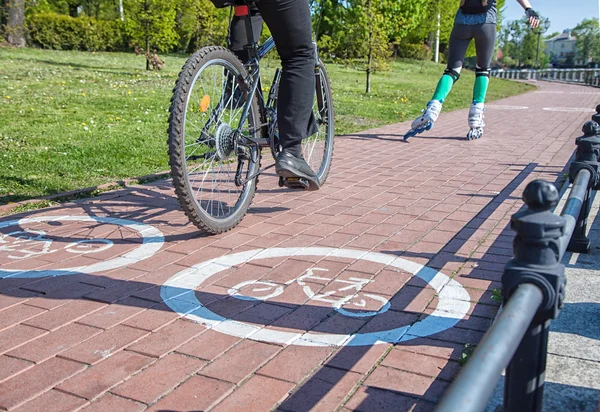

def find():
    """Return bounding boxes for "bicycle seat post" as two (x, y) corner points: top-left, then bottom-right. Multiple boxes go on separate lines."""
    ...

(234, 2), (259, 61)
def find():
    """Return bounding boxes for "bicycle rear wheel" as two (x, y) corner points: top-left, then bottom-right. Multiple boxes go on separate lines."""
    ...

(168, 46), (261, 234)
(303, 59), (335, 185)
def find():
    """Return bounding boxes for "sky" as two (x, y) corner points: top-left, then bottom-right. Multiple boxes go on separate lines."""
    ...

(502, 0), (600, 34)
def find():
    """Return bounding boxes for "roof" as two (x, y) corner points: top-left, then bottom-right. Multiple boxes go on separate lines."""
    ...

(546, 31), (577, 42)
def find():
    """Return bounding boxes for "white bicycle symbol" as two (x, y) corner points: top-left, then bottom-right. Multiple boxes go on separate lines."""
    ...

(228, 268), (391, 318)
(0, 230), (114, 260)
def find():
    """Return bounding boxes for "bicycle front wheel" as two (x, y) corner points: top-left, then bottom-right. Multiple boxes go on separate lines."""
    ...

(303, 59), (335, 185)
(168, 46), (261, 234)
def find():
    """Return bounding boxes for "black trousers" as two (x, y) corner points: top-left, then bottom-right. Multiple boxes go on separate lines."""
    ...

(228, 0), (315, 152)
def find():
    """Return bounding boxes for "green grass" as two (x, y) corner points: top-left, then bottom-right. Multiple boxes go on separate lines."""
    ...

(0, 47), (534, 205)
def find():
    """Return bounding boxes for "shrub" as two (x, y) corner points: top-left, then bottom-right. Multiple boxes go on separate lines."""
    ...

(26, 12), (127, 51)
(396, 43), (432, 61)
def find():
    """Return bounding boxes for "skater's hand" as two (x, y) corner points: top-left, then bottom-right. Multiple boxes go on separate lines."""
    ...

(525, 8), (540, 28)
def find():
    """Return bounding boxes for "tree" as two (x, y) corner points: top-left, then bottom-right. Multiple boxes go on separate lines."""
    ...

(5, 0), (26, 46)
(572, 18), (600, 64)
(499, 17), (548, 68)
(124, 0), (178, 69)
(175, 0), (229, 53)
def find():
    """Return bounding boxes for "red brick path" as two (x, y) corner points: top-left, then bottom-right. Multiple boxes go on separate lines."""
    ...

(0, 82), (598, 411)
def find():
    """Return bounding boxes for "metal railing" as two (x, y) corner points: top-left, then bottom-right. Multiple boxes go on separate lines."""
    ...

(436, 115), (600, 412)
(490, 68), (600, 87)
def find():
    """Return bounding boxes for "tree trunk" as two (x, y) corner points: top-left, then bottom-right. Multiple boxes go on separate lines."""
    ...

(146, 35), (150, 70)
(366, 47), (372, 93)
(6, 0), (25, 47)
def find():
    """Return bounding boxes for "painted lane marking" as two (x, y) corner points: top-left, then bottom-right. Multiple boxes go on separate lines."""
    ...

(0, 216), (164, 278)
(161, 247), (471, 347)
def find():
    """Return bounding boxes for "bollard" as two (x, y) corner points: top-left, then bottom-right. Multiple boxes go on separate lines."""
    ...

(502, 180), (567, 412)
(593, 105), (600, 125)
(567, 121), (600, 252)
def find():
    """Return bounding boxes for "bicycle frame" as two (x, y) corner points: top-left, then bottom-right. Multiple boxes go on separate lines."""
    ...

(233, 4), (276, 151)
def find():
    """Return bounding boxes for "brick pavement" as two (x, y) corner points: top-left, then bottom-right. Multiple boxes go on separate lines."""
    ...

(0, 81), (598, 411)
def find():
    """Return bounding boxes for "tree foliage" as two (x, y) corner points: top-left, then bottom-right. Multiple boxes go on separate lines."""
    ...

(572, 18), (600, 64)
(498, 16), (549, 68)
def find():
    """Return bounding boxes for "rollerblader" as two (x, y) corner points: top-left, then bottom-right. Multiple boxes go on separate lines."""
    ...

(404, 0), (540, 141)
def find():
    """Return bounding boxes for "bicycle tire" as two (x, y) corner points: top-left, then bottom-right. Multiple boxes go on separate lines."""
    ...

(168, 46), (261, 234)
(304, 59), (335, 185)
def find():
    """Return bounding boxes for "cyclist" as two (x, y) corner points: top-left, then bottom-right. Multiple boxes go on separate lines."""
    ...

(405, 0), (540, 140)
(212, 0), (320, 191)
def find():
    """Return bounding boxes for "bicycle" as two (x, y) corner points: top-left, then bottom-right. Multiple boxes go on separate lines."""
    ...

(167, 0), (335, 234)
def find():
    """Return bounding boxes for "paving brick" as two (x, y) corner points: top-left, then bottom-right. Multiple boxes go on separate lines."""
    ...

(148, 375), (234, 412)
(358, 310), (420, 335)
(0, 325), (47, 355)
(395, 337), (474, 362)
(77, 297), (154, 329)
(0, 304), (46, 332)
(127, 319), (206, 358)
(326, 344), (391, 374)
(111, 353), (206, 404)
(175, 329), (242, 361)
(12, 389), (88, 412)
(344, 386), (436, 412)
(57, 351), (154, 400)
(59, 324), (149, 364)
(278, 366), (363, 412)
(363, 365), (448, 403)
(258, 345), (336, 383)
(212, 375), (294, 411)
(200, 340), (281, 384)
(121, 303), (181, 332)
(380, 349), (461, 381)
(389, 285), (436, 314)
(82, 394), (145, 412)
(235, 303), (295, 325)
(25, 281), (105, 310)
(0, 357), (86, 410)
(83, 279), (154, 304)
(0, 356), (32, 383)
(0, 290), (40, 311)
(22, 300), (107, 331)
(7, 323), (102, 363)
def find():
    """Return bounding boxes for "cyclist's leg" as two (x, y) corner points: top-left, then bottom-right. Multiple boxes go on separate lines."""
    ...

(472, 23), (496, 103)
(257, 0), (319, 188)
(228, 4), (263, 64)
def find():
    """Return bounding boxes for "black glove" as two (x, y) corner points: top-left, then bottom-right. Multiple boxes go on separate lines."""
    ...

(525, 8), (539, 19)
(525, 8), (540, 28)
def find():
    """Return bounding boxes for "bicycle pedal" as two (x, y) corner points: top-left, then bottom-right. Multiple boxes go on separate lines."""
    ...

(278, 176), (285, 187)
(283, 177), (310, 190)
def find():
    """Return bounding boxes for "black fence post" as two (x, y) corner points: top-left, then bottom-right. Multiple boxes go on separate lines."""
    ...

(592, 105), (600, 125)
(567, 120), (600, 253)
(502, 181), (567, 412)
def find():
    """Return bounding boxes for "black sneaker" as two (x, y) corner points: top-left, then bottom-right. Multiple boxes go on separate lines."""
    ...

(275, 149), (320, 191)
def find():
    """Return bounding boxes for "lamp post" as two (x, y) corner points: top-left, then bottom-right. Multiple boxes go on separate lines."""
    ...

(535, 18), (551, 68)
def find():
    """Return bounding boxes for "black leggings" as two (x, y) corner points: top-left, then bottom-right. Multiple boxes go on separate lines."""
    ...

(228, 0), (315, 152)
(447, 23), (496, 70)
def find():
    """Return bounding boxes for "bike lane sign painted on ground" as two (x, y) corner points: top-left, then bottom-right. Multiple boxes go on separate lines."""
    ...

(161, 247), (471, 347)
(0, 215), (164, 279)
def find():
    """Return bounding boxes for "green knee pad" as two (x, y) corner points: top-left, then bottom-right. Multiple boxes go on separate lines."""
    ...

(473, 74), (490, 104)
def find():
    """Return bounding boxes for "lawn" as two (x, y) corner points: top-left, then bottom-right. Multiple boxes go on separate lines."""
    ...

(0, 47), (534, 205)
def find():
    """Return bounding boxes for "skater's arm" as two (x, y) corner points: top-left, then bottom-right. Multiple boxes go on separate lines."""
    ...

(516, 0), (540, 28)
